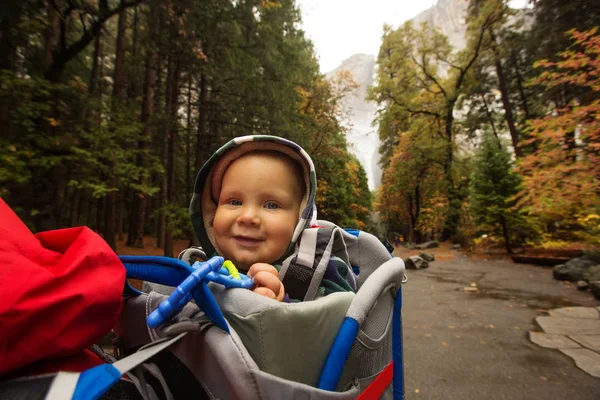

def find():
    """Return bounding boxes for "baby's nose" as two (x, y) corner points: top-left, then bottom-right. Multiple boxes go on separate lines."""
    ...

(237, 205), (260, 225)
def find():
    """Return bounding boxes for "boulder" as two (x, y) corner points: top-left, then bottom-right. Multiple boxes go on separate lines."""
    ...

(417, 241), (440, 250)
(553, 264), (571, 281)
(583, 265), (600, 283)
(405, 255), (429, 270)
(419, 252), (435, 262)
(590, 282), (600, 300)
(576, 280), (589, 290)
(553, 256), (599, 282)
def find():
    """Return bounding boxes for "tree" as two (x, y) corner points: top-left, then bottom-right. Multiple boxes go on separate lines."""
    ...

(466, 0), (524, 157)
(370, 14), (499, 240)
(516, 29), (600, 232)
(469, 133), (522, 253)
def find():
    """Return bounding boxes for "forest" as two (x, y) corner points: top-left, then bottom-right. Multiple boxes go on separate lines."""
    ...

(1, 0), (599, 256)
(1, 0), (372, 256)
(370, 0), (600, 253)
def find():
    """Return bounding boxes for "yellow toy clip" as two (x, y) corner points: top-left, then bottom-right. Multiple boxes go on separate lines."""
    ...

(222, 260), (241, 280)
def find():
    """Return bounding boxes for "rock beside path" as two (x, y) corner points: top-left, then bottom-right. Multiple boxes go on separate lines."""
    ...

(553, 255), (600, 299)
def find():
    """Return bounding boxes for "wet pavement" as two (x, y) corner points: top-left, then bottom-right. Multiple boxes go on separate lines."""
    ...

(397, 250), (600, 400)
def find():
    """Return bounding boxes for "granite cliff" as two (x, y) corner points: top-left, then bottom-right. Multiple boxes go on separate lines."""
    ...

(328, 0), (469, 190)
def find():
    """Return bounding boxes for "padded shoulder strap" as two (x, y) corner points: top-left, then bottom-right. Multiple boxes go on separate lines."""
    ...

(280, 225), (351, 301)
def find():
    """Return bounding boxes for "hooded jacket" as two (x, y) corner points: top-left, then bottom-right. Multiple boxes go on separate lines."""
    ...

(189, 135), (356, 300)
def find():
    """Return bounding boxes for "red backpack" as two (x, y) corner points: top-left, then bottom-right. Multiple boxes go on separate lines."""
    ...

(0, 198), (125, 377)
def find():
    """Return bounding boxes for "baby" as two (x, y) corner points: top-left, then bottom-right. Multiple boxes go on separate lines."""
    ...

(190, 135), (356, 301)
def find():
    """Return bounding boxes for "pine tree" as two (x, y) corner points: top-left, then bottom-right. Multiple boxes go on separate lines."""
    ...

(468, 133), (522, 253)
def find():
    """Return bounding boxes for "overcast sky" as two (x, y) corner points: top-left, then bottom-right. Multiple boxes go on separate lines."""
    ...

(296, 0), (529, 73)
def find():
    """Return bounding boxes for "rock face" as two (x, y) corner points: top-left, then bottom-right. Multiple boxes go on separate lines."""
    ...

(326, 0), (471, 190)
(412, 0), (468, 51)
(326, 54), (381, 189)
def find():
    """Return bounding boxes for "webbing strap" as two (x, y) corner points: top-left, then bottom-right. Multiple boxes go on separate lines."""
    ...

(45, 372), (80, 400)
(356, 362), (393, 400)
(112, 333), (187, 375)
(60, 333), (187, 400)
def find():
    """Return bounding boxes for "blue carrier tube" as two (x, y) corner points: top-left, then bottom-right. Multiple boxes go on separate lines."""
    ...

(146, 256), (225, 329)
(393, 286), (405, 399)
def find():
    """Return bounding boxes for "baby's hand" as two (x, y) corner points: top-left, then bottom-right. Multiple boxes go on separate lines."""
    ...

(247, 263), (285, 302)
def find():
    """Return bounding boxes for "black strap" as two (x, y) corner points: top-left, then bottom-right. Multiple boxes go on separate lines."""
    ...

(282, 225), (336, 301)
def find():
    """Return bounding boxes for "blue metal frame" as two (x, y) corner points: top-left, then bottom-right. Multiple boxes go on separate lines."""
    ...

(393, 286), (405, 399)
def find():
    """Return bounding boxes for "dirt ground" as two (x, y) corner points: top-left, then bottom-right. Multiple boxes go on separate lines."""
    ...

(393, 241), (459, 261)
(116, 236), (190, 257)
(116, 236), (191, 289)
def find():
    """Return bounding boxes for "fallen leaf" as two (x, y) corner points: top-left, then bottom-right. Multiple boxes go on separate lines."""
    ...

(425, 333), (432, 337)
(480, 340), (487, 345)
(415, 388), (420, 393)
(489, 324), (495, 328)
(470, 282), (477, 287)
(448, 325), (456, 329)
(441, 341), (448, 347)
(540, 376), (548, 381)
(514, 326), (521, 330)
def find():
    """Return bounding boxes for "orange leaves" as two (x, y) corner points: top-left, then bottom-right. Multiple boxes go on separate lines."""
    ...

(260, 0), (282, 10)
(517, 29), (600, 223)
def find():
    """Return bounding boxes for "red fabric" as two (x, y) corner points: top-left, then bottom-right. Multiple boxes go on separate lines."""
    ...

(357, 361), (394, 400)
(0, 198), (125, 375)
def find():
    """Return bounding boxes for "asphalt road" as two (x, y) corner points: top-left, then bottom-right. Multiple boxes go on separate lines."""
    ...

(398, 252), (600, 400)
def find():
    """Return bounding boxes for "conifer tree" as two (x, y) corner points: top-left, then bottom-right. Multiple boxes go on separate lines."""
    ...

(468, 133), (521, 253)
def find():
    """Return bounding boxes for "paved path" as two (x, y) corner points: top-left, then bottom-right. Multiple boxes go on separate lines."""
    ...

(396, 250), (600, 400)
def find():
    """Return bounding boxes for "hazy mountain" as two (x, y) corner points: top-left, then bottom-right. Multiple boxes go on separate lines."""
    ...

(326, 54), (380, 190)
(412, 0), (468, 50)
(327, 0), (470, 190)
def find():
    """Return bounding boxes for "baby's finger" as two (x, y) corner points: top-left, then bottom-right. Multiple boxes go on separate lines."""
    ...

(247, 263), (279, 278)
(252, 271), (285, 302)
(253, 286), (276, 299)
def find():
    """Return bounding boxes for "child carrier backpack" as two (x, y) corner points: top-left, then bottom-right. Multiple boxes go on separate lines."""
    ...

(1, 221), (406, 400)
(113, 221), (406, 399)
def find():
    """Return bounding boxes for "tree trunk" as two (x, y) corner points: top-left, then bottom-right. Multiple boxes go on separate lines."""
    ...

(509, 52), (530, 121)
(157, 57), (173, 249)
(103, 2), (128, 251)
(43, 0), (63, 76)
(442, 103), (459, 240)
(0, 2), (23, 72)
(113, 3), (128, 101)
(490, 31), (520, 158)
(195, 72), (209, 172)
(500, 214), (512, 254)
(127, 48), (158, 248)
(69, 189), (82, 227)
(164, 60), (181, 257)
(117, 190), (125, 241)
(186, 75), (193, 196)
(96, 196), (105, 234)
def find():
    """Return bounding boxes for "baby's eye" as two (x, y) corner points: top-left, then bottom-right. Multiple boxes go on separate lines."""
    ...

(230, 199), (242, 206)
(264, 202), (279, 210)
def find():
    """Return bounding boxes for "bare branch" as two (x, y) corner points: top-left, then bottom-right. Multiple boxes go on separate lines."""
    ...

(410, 53), (447, 99)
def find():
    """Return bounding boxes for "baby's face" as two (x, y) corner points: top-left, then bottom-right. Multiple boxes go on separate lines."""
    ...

(213, 153), (302, 270)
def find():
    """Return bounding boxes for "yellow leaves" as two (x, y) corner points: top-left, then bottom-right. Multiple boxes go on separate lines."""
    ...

(47, 117), (61, 127)
(69, 76), (87, 91)
(260, 0), (282, 9)
(192, 45), (207, 61)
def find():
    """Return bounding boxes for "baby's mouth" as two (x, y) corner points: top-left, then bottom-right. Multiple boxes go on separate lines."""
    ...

(233, 235), (263, 247)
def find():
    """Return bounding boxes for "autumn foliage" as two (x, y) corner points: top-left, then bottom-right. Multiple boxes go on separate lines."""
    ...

(517, 29), (600, 227)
